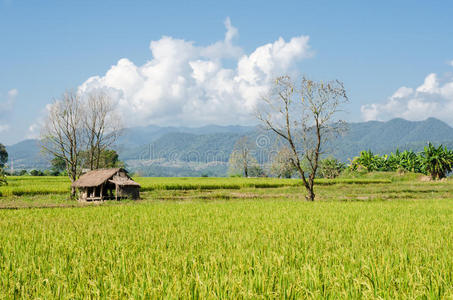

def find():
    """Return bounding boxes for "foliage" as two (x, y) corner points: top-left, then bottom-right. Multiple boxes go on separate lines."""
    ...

(0, 143), (7, 186)
(247, 165), (266, 177)
(386, 149), (422, 173)
(350, 150), (388, 172)
(0, 143), (7, 168)
(29, 169), (44, 176)
(51, 156), (66, 175)
(350, 144), (453, 180)
(419, 143), (453, 179)
(318, 157), (345, 179)
(15, 170), (28, 176)
(0, 168), (6, 186)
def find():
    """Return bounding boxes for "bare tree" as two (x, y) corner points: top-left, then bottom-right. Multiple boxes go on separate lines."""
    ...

(228, 136), (257, 177)
(41, 91), (83, 196)
(83, 91), (122, 170)
(41, 90), (122, 198)
(258, 76), (348, 200)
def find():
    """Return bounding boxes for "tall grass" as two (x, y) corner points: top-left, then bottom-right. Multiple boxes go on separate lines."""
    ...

(0, 199), (452, 298)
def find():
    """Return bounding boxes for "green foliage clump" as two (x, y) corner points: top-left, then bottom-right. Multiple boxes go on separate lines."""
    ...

(0, 143), (8, 186)
(0, 168), (7, 186)
(419, 143), (453, 179)
(29, 169), (44, 176)
(318, 157), (345, 179)
(349, 144), (453, 180)
(350, 150), (389, 172)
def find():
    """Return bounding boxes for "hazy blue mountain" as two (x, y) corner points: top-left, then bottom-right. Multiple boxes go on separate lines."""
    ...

(5, 118), (453, 175)
(5, 139), (49, 170)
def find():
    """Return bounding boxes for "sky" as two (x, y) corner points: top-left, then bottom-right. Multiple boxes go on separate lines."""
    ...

(1, 0), (453, 145)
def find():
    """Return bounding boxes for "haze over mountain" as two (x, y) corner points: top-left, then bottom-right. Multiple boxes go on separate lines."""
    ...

(5, 118), (453, 176)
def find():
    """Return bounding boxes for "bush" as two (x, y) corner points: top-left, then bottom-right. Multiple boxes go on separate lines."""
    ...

(248, 166), (266, 177)
(318, 157), (345, 179)
(30, 169), (44, 176)
(0, 168), (7, 186)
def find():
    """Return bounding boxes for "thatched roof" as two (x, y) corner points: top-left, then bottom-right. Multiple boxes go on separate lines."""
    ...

(108, 178), (141, 187)
(72, 168), (138, 188)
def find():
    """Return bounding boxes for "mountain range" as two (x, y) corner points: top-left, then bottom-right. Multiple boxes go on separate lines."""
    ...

(5, 117), (453, 176)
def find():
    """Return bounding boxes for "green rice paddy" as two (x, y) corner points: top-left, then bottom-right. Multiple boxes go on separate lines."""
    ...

(0, 173), (452, 298)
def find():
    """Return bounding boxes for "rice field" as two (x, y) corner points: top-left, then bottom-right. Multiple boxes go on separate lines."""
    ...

(0, 175), (391, 197)
(1, 173), (453, 298)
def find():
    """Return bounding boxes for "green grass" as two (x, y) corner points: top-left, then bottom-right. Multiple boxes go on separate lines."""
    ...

(1, 173), (453, 298)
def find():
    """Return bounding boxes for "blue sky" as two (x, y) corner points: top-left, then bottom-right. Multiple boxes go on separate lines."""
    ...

(1, 0), (453, 144)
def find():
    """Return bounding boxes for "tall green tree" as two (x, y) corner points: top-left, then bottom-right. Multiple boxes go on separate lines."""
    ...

(0, 143), (8, 168)
(0, 143), (7, 186)
(51, 156), (66, 175)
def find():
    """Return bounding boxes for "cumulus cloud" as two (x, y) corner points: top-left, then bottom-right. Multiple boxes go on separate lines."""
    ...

(361, 71), (453, 124)
(79, 18), (312, 127)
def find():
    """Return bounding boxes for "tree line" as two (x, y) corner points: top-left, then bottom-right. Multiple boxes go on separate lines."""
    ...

(229, 141), (453, 182)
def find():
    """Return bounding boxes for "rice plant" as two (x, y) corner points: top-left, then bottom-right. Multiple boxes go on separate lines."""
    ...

(0, 199), (452, 298)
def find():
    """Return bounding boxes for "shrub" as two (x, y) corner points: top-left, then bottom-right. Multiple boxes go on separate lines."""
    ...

(318, 157), (345, 179)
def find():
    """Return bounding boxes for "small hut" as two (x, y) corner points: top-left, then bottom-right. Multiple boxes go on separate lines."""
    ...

(72, 168), (140, 201)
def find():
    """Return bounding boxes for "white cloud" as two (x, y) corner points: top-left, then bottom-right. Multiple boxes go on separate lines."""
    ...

(448, 60), (453, 67)
(361, 72), (453, 124)
(79, 18), (312, 127)
(415, 73), (439, 94)
(391, 86), (413, 99)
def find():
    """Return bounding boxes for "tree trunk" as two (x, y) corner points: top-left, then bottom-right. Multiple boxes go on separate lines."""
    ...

(71, 186), (76, 198)
(306, 187), (315, 201)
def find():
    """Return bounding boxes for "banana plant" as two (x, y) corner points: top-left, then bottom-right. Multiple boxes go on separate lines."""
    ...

(419, 143), (453, 179)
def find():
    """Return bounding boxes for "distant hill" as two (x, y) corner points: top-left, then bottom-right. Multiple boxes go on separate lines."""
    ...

(5, 118), (453, 176)
(5, 139), (49, 170)
(331, 118), (453, 161)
